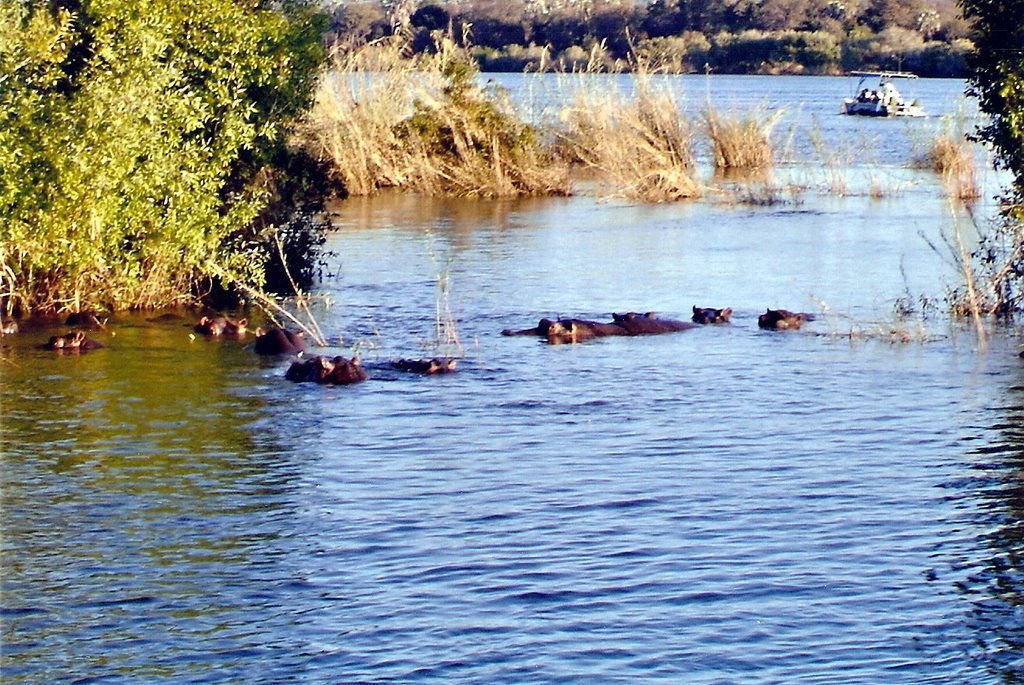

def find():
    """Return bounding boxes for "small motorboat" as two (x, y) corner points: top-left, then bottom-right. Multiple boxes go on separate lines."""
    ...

(841, 71), (926, 118)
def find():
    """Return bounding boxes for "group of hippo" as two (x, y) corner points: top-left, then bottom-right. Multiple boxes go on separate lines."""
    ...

(35, 312), (456, 387)
(196, 315), (457, 385)
(503, 306), (815, 344)
(31, 305), (815, 387)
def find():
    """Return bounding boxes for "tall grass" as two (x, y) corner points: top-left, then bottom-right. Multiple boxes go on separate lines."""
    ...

(299, 34), (570, 198)
(704, 108), (781, 170)
(914, 126), (981, 202)
(557, 57), (701, 202)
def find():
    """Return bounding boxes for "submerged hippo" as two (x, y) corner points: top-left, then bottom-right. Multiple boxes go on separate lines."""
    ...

(545, 319), (630, 344)
(691, 306), (733, 324)
(503, 311), (695, 344)
(254, 327), (306, 355)
(502, 317), (623, 343)
(611, 312), (696, 335)
(502, 318), (559, 337)
(42, 331), (104, 351)
(194, 315), (247, 337)
(65, 311), (105, 329)
(286, 355), (367, 385)
(391, 357), (458, 374)
(757, 308), (816, 330)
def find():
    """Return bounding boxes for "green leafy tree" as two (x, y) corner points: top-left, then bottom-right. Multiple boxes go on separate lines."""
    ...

(0, 0), (326, 315)
(959, 0), (1024, 198)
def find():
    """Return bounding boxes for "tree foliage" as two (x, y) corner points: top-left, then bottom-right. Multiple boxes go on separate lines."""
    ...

(0, 0), (328, 315)
(959, 0), (1024, 199)
(333, 0), (971, 76)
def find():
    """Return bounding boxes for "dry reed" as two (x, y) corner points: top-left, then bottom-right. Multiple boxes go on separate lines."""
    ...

(298, 34), (569, 199)
(813, 298), (941, 344)
(557, 58), (700, 202)
(917, 130), (981, 202)
(704, 108), (781, 170)
(806, 118), (850, 196)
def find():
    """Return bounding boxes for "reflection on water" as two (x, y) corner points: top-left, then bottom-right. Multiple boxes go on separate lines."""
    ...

(952, 371), (1024, 683)
(2, 75), (1024, 684)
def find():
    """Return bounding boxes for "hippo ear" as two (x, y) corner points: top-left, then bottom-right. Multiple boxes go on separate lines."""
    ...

(693, 306), (700, 314)
(238, 318), (247, 327)
(722, 308), (733, 317)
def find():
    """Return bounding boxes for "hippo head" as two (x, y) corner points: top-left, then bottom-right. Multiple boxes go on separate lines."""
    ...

(546, 319), (597, 344)
(428, 358), (457, 374)
(228, 318), (248, 336)
(758, 308), (811, 330)
(324, 355), (368, 385)
(692, 306), (733, 324)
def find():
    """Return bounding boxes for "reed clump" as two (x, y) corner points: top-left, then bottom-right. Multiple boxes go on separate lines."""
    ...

(704, 108), (781, 170)
(299, 34), (570, 199)
(916, 130), (981, 202)
(557, 59), (700, 202)
(942, 203), (1024, 320)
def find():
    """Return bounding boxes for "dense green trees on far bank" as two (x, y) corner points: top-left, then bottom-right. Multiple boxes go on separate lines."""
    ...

(328, 0), (972, 76)
(0, 1), (329, 316)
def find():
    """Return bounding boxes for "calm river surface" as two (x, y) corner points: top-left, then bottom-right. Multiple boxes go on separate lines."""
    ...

(3, 75), (1024, 684)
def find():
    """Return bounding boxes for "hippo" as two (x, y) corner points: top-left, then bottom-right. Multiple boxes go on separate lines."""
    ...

(65, 312), (105, 328)
(42, 331), (104, 351)
(504, 312), (695, 344)
(502, 318), (559, 337)
(758, 308), (816, 330)
(691, 306), (733, 324)
(286, 355), (367, 385)
(391, 357), (458, 374)
(194, 315), (247, 337)
(502, 317), (627, 342)
(545, 319), (630, 344)
(254, 327), (306, 355)
(611, 312), (696, 335)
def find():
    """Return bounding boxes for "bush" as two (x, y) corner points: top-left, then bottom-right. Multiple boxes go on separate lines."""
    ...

(301, 34), (570, 198)
(0, 1), (327, 316)
(559, 67), (701, 202)
(705, 108), (782, 170)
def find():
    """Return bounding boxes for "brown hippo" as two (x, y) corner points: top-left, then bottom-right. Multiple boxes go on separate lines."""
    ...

(691, 306), (733, 324)
(758, 308), (816, 330)
(504, 312), (695, 343)
(545, 319), (630, 344)
(194, 316), (247, 337)
(65, 311), (105, 329)
(286, 355), (367, 385)
(254, 327), (306, 355)
(502, 318), (559, 337)
(391, 357), (458, 374)
(611, 312), (696, 335)
(42, 331), (104, 351)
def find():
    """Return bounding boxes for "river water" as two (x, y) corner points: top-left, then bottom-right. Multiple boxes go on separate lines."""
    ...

(3, 75), (1024, 683)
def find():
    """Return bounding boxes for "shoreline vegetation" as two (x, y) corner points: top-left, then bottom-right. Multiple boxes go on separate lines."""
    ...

(2, 0), (1022, 325)
(331, 0), (973, 78)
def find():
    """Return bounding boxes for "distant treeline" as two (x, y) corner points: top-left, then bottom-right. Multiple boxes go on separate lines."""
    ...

(327, 0), (972, 77)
